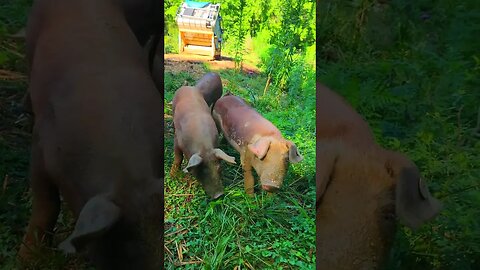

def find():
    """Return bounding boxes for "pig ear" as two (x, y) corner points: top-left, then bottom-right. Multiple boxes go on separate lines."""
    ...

(248, 137), (271, 159)
(183, 153), (203, 173)
(58, 195), (121, 254)
(213, 148), (236, 164)
(385, 157), (442, 230)
(287, 141), (303, 163)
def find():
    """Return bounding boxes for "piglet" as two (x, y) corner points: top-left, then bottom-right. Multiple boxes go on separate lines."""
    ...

(212, 94), (303, 195)
(17, 0), (163, 269)
(171, 86), (236, 199)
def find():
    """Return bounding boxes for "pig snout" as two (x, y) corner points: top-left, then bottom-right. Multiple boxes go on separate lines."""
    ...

(261, 179), (281, 192)
(254, 159), (288, 192)
(203, 184), (225, 200)
(212, 192), (225, 200)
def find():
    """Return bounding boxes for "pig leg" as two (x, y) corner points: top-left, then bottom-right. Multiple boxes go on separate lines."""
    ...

(170, 136), (184, 176)
(241, 149), (255, 196)
(18, 147), (60, 261)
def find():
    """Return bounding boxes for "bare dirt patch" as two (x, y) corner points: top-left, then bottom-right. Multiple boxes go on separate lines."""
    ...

(164, 53), (261, 75)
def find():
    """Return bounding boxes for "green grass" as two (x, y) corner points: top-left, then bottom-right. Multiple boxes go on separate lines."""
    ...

(164, 21), (179, 54)
(0, 0), (32, 268)
(164, 63), (316, 268)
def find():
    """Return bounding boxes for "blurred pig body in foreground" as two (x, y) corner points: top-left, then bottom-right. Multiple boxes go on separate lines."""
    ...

(18, 0), (163, 269)
(171, 86), (236, 199)
(21, 0), (162, 115)
(316, 83), (442, 269)
(212, 94), (303, 195)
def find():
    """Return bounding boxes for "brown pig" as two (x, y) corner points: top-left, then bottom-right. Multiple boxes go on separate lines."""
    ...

(171, 86), (236, 199)
(18, 0), (163, 269)
(212, 94), (303, 195)
(194, 72), (223, 108)
(21, 0), (162, 115)
(316, 83), (442, 269)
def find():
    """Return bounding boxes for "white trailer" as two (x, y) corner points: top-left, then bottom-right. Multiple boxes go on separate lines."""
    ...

(176, 1), (223, 59)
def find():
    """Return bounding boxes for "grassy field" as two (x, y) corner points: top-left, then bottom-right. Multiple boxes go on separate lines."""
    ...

(163, 57), (316, 269)
(318, 0), (480, 269)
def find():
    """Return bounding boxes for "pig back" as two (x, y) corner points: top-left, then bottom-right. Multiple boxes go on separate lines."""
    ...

(194, 72), (223, 107)
(213, 95), (282, 146)
(173, 87), (218, 153)
(317, 83), (376, 148)
(172, 86), (211, 116)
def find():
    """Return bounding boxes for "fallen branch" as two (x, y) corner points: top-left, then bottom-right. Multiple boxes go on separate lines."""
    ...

(176, 241), (183, 262)
(174, 260), (203, 266)
(164, 245), (174, 257)
(164, 228), (188, 238)
(165, 193), (195, 197)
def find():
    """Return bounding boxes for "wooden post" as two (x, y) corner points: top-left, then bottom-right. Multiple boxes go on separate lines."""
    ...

(178, 32), (185, 53)
(211, 34), (215, 59)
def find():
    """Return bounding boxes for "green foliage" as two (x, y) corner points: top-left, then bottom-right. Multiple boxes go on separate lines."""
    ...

(217, 0), (248, 68)
(164, 0), (183, 53)
(0, 0), (31, 32)
(256, 0), (316, 92)
(319, 0), (480, 269)
(0, 1), (31, 267)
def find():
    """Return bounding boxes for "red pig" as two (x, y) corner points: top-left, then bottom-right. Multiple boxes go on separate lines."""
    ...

(213, 94), (303, 195)
(171, 86), (236, 199)
(316, 83), (442, 269)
